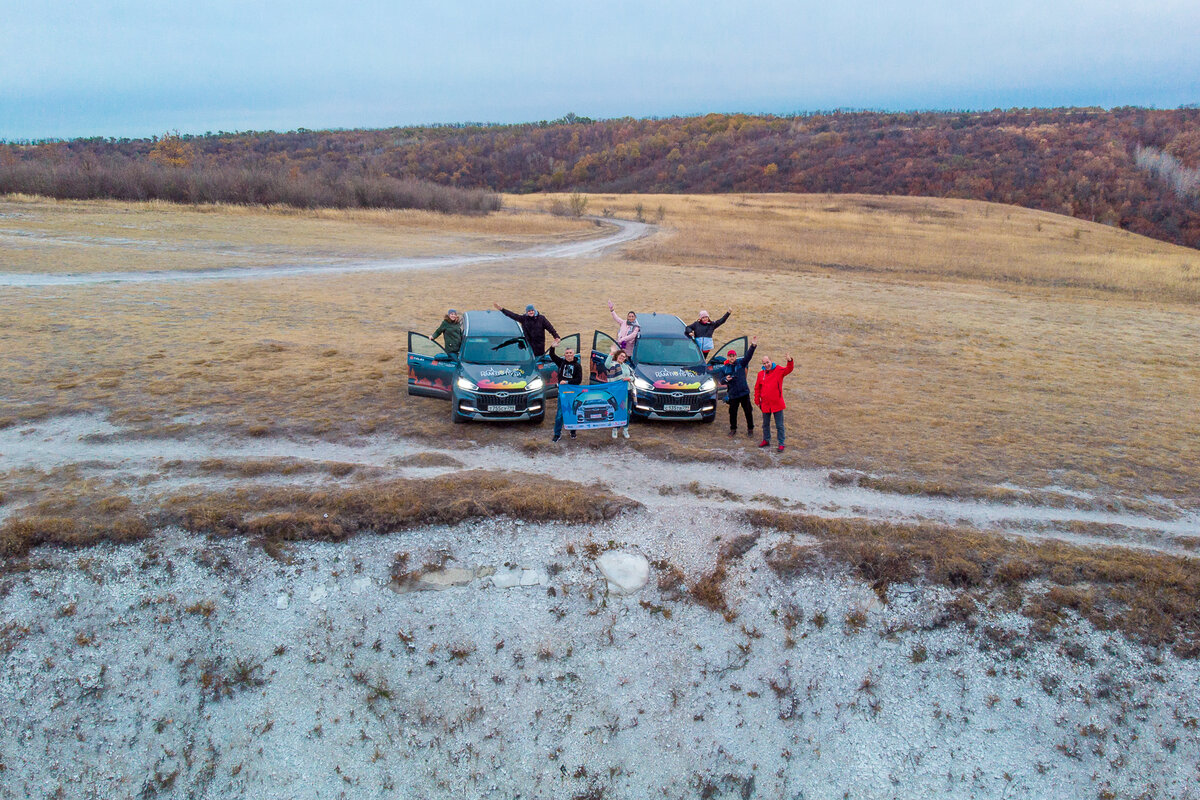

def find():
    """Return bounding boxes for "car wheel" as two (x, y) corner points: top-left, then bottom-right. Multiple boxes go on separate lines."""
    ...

(702, 413), (716, 424)
(530, 413), (545, 425)
(452, 406), (467, 424)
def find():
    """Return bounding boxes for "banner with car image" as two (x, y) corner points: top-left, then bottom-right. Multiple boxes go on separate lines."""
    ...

(558, 383), (629, 430)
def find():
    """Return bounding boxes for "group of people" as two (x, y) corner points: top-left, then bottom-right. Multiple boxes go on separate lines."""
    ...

(428, 303), (794, 451)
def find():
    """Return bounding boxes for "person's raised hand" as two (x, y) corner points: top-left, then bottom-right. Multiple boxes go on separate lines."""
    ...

(492, 302), (502, 310)
(751, 335), (758, 345)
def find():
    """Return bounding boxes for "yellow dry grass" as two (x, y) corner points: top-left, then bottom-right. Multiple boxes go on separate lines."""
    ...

(0, 194), (592, 274)
(2, 193), (1198, 504)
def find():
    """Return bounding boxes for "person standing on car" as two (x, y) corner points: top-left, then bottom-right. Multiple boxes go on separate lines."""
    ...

(720, 335), (757, 438)
(607, 300), (641, 355)
(685, 308), (732, 357)
(753, 352), (794, 452)
(604, 345), (633, 439)
(548, 338), (583, 442)
(430, 309), (463, 356)
(493, 302), (559, 357)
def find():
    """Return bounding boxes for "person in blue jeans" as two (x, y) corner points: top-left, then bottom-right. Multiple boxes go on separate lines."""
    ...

(547, 339), (583, 442)
(720, 335), (757, 437)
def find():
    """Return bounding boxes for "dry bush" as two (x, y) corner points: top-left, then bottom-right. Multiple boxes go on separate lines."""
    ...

(390, 452), (464, 468)
(749, 509), (1200, 657)
(160, 470), (639, 546)
(0, 489), (150, 558)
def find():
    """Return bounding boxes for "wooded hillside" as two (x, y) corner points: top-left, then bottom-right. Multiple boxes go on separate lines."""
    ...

(3, 107), (1198, 246)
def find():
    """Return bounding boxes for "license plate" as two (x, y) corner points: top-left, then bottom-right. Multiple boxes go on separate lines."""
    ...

(663, 404), (691, 411)
(490, 404), (516, 412)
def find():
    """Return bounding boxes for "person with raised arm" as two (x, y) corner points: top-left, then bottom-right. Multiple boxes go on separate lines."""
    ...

(685, 308), (732, 357)
(547, 338), (583, 442)
(753, 351), (794, 452)
(607, 300), (641, 355)
(720, 335), (757, 438)
(492, 302), (558, 357)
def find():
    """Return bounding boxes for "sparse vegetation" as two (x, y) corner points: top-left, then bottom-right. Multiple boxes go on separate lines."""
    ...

(750, 509), (1200, 657)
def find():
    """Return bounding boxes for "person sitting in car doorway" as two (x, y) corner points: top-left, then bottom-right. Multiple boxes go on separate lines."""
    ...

(548, 338), (583, 442)
(754, 352), (794, 452)
(685, 308), (732, 357)
(604, 345), (633, 440)
(494, 302), (558, 357)
(607, 300), (641, 355)
(721, 335), (757, 438)
(430, 309), (463, 357)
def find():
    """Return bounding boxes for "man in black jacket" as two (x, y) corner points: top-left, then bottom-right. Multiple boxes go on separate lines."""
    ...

(720, 335), (757, 437)
(494, 302), (559, 357)
(685, 308), (732, 357)
(547, 339), (583, 442)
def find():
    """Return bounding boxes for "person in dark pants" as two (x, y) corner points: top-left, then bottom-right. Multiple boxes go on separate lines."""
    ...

(548, 338), (583, 442)
(720, 335), (757, 437)
(493, 302), (559, 357)
(754, 353), (794, 452)
(430, 309), (463, 356)
(685, 308), (732, 357)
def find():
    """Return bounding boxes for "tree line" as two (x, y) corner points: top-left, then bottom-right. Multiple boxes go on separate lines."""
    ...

(2, 107), (1198, 246)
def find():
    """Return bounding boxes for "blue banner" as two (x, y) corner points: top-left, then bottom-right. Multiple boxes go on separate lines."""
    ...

(558, 383), (630, 430)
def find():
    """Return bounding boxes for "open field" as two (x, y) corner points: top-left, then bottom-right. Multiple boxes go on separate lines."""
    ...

(2, 192), (1199, 798)
(3, 192), (1198, 501)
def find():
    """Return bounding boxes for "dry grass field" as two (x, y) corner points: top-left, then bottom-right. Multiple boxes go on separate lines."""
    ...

(2, 192), (1198, 505)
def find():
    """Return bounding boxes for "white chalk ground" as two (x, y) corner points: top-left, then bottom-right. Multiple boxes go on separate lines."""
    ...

(2, 416), (1200, 799)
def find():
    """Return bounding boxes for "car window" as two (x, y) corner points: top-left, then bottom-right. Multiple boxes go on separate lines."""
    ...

(635, 337), (704, 366)
(461, 336), (533, 364)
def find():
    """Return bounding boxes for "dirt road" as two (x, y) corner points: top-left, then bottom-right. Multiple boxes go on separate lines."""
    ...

(0, 216), (652, 287)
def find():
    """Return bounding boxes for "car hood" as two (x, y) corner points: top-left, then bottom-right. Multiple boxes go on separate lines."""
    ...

(634, 363), (707, 391)
(461, 362), (537, 390)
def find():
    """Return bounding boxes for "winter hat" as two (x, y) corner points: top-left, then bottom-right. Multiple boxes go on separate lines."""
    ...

(525, 304), (536, 312)
(699, 309), (710, 318)
(727, 349), (737, 357)
(448, 308), (458, 315)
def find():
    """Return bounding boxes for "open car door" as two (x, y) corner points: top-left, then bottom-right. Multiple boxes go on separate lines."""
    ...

(536, 333), (579, 398)
(590, 330), (620, 383)
(706, 336), (748, 399)
(407, 332), (456, 399)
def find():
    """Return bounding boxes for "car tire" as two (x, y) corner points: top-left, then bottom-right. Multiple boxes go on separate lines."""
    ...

(702, 413), (716, 424)
(530, 413), (545, 425)
(452, 406), (467, 424)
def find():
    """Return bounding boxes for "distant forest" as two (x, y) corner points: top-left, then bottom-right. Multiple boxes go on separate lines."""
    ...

(3, 107), (1199, 247)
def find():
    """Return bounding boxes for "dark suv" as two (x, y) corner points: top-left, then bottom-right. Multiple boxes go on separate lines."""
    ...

(589, 313), (745, 423)
(408, 310), (579, 424)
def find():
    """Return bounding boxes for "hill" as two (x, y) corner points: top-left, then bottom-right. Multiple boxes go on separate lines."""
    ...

(3, 107), (1200, 247)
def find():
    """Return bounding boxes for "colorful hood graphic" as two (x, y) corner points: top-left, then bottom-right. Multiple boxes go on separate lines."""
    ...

(637, 365), (705, 391)
(462, 364), (534, 391)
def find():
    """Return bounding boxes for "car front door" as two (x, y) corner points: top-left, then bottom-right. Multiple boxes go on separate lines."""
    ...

(407, 332), (456, 399)
(590, 331), (619, 382)
(707, 336), (748, 399)
(537, 333), (580, 397)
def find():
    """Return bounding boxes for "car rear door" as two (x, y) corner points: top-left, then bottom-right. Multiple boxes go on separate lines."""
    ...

(537, 333), (580, 397)
(407, 332), (456, 399)
(707, 336), (747, 399)
(590, 331), (619, 382)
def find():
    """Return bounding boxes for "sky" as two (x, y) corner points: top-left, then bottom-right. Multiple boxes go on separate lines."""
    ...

(2, 0), (1198, 141)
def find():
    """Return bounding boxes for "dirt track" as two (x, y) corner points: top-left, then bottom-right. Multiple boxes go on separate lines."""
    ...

(3, 414), (1196, 554)
(0, 216), (652, 287)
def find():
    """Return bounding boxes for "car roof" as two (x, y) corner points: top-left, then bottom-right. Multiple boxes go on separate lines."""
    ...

(462, 309), (523, 337)
(634, 313), (687, 336)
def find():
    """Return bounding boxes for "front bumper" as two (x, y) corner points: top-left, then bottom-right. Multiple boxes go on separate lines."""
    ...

(454, 388), (544, 421)
(632, 389), (717, 421)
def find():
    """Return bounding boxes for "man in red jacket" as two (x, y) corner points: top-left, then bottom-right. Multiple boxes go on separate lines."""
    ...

(753, 353), (794, 452)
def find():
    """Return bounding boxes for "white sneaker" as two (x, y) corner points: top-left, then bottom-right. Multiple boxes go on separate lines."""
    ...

(621, 427), (630, 439)
(611, 428), (618, 438)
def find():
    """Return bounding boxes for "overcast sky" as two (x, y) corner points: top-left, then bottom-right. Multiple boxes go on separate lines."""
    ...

(2, 0), (1198, 140)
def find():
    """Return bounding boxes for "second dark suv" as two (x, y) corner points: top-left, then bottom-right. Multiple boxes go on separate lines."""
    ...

(589, 313), (745, 423)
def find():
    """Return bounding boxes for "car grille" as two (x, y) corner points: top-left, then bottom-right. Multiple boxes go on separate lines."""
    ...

(645, 391), (707, 412)
(476, 393), (529, 412)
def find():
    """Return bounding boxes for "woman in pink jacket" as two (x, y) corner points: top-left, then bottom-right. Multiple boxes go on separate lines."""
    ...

(607, 300), (641, 355)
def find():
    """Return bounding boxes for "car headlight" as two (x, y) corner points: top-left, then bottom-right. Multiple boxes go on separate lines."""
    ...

(527, 376), (544, 391)
(456, 377), (477, 391)
(633, 377), (653, 391)
(701, 378), (717, 392)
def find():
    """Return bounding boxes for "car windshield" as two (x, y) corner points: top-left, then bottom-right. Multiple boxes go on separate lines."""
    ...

(635, 337), (703, 366)
(460, 336), (533, 364)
